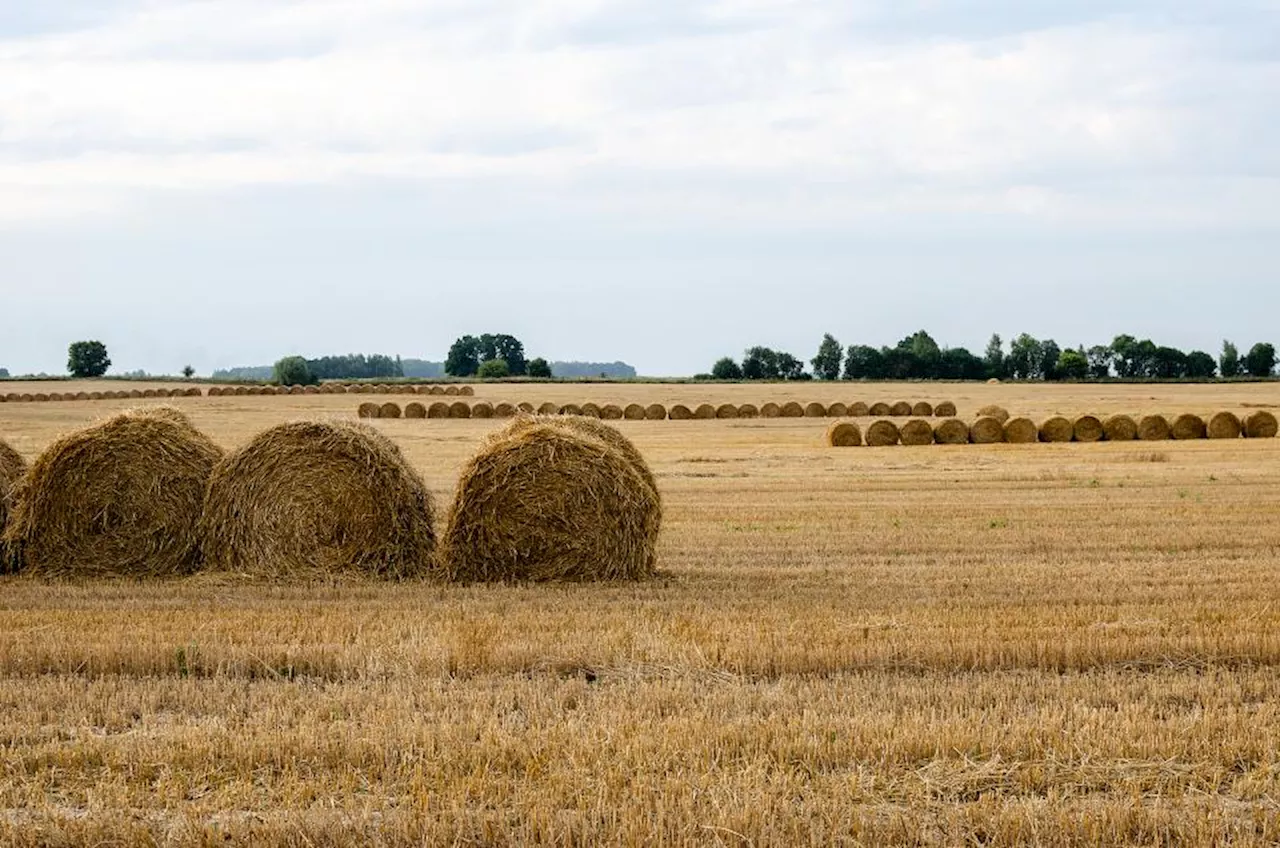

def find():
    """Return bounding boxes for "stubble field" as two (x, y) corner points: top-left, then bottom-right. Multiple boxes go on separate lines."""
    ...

(1, 380), (1278, 845)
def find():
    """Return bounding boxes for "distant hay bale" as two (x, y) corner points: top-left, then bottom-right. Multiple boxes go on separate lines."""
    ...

(1103, 415), (1138, 442)
(738, 403), (759, 418)
(375, 385), (392, 395)
(1004, 417), (1039, 444)
(694, 403), (716, 419)
(427, 402), (450, 419)
(826, 421), (862, 447)
(970, 417), (1006, 444)
(934, 418), (970, 445)
(849, 402), (870, 417)
(142, 389), (158, 399)
(645, 403), (667, 420)
(669, 404), (693, 420)
(44, 393), (61, 402)
(559, 403), (582, 416)
(623, 404), (646, 420)
(185, 387), (202, 397)
(716, 403), (739, 419)
(1245, 411), (1278, 439)
(1138, 415), (1171, 441)
(459, 386), (475, 397)
(804, 402), (827, 418)
(233, 386), (249, 396)
(19, 394), (33, 402)
(319, 384), (336, 394)
(89, 391), (103, 400)
(199, 421), (435, 578)
(517, 402), (535, 413)
(128, 390), (143, 399)
(866, 420), (900, 446)
(827, 402), (848, 417)
(379, 402), (402, 419)
(495, 402), (519, 418)
(358, 403), (380, 419)
(538, 402), (559, 415)
(207, 387), (222, 397)
(444, 386), (460, 396)
(912, 401), (934, 417)
(1207, 412), (1241, 440)
(869, 402), (891, 416)
(33, 393), (50, 402)
(428, 386), (445, 395)
(3, 409), (222, 577)
(977, 405), (1010, 424)
(290, 385), (307, 396)
(890, 401), (912, 417)
(1039, 416), (1074, 443)
(1073, 415), (1105, 443)
(579, 403), (602, 418)
(405, 402), (427, 419)
(759, 402), (781, 418)
(1171, 413), (1206, 440)
(74, 392), (89, 401)
(780, 402), (804, 418)
(900, 419), (934, 446)
(598, 404), (622, 420)
(304, 385), (320, 395)
(987, 378), (1000, 385)
(440, 421), (659, 582)
(934, 401), (957, 417)
(471, 402), (494, 419)
(449, 401), (472, 419)
(331, 385), (347, 395)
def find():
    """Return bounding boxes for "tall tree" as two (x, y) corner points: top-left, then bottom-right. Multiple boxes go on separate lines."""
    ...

(811, 334), (843, 380)
(1220, 340), (1241, 378)
(445, 336), (481, 377)
(1244, 342), (1277, 377)
(775, 352), (806, 380)
(711, 357), (743, 380)
(1039, 339), (1062, 381)
(1086, 345), (1113, 379)
(1007, 334), (1043, 380)
(742, 347), (780, 380)
(1056, 348), (1089, 380)
(494, 335), (527, 376)
(842, 345), (885, 379)
(1110, 335), (1139, 378)
(983, 334), (1005, 379)
(1185, 350), (1217, 378)
(67, 340), (111, 378)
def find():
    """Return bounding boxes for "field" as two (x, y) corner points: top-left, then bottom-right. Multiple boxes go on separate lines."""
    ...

(2, 380), (1279, 845)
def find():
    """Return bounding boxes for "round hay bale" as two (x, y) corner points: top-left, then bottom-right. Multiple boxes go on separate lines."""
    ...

(143, 389), (160, 399)
(304, 385), (320, 395)
(599, 404), (623, 420)
(379, 402), (402, 419)
(911, 401), (934, 417)
(33, 393), (50, 402)
(4, 410), (222, 577)
(89, 391), (103, 400)
(290, 385), (307, 396)
(128, 390), (143, 399)
(1103, 415), (1138, 442)
(977, 405), (1010, 424)
(427, 402), (450, 419)
(869, 402), (891, 416)
(1039, 416), (1074, 443)
(471, 402), (494, 419)
(934, 401), (957, 417)
(1207, 412), (1241, 440)
(0, 439), (29, 564)
(970, 417), (1006, 444)
(331, 385), (348, 395)
(559, 403), (582, 416)
(1073, 415), (1105, 443)
(5, 393), (20, 403)
(693, 404), (716, 420)
(449, 401), (472, 419)
(889, 401), (912, 417)
(1138, 415), (1171, 441)
(231, 386), (248, 396)
(440, 423), (658, 582)
(669, 404), (693, 420)
(987, 378), (1000, 385)
(538, 402), (559, 415)
(207, 387), (222, 397)
(716, 403), (739, 419)
(404, 402), (427, 419)
(185, 387), (202, 397)
(19, 394), (34, 402)
(645, 403), (667, 421)
(900, 419), (934, 446)
(1245, 411), (1278, 439)
(848, 402), (871, 417)
(738, 403), (759, 419)
(780, 402), (804, 418)
(428, 386), (445, 395)
(129, 405), (198, 433)
(444, 386), (460, 396)
(804, 402), (827, 418)
(357, 403), (379, 419)
(623, 404), (645, 420)
(517, 402), (535, 413)
(74, 392), (90, 401)
(199, 421), (435, 578)
(499, 415), (659, 504)
(934, 418), (970, 445)
(827, 402), (848, 417)
(1172, 413), (1206, 440)
(459, 386), (475, 397)
(1004, 417), (1039, 444)
(492, 402), (517, 418)
(826, 421), (862, 447)
(579, 403), (602, 419)
(759, 403), (781, 418)
(866, 420), (900, 446)
(319, 383), (335, 394)
(45, 393), (62, 402)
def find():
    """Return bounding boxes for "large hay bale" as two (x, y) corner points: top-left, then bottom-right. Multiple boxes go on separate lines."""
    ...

(759, 402), (781, 418)
(471, 402), (494, 419)
(693, 403), (716, 419)
(780, 402), (804, 418)
(869, 402), (891, 416)
(1172, 413), (1206, 440)
(827, 402), (848, 417)
(912, 401), (934, 417)
(890, 401), (912, 417)
(3, 410), (222, 577)
(1207, 412), (1241, 440)
(1103, 415), (1138, 442)
(934, 401), (957, 417)
(716, 403), (739, 419)
(900, 419), (934, 446)
(669, 404), (693, 420)
(599, 404), (623, 420)
(738, 403), (759, 418)
(970, 417), (1005, 444)
(559, 403), (583, 416)
(1138, 415), (1171, 441)
(500, 415), (659, 502)
(866, 420), (900, 446)
(405, 402), (427, 419)
(449, 401), (472, 419)
(357, 402), (380, 419)
(379, 402), (402, 419)
(645, 403), (667, 421)
(804, 402), (827, 418)
(623, 404), (645, 420)
(1245, 411), (1278, 439)
(495, 402), (519, 419)
(440, 422), (659, 582)
(537, 402), (559, 415)
(848, 402), (871, 417)
(579, 403), (602, 419)
(0, 439), (28, 563)
(826, 421), (862, 447)
(199, 421), (435, 578)
(1074, 415), (1105, 443)
(427, 402), (450, 419)
(1004, 417), (1039, 444)
(1039, 416), (1074, 443)
(978, 405), (1010, 424)
(934, 418), (970, 444)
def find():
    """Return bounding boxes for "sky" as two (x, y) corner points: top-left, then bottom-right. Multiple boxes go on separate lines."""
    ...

(0, 0), (1277, 377)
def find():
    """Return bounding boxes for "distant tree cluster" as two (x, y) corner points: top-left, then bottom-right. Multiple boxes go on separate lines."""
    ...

(307, 354), (403, 380)
(708, 332), (1277, 381)
(445, 334), (529, 377)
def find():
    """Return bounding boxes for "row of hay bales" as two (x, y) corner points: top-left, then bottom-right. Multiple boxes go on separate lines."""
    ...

(207, 384), (475, 397)
(0, 409), (659, 582)
(361, 399), (960, 421)
(1, 387), (203, 403)
(827, 409), (1280, 446)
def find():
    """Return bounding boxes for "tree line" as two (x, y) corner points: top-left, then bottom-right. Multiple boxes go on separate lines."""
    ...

(708, 333), (1278, 381)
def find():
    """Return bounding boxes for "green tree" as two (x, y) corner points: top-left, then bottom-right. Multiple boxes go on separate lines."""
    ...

(984, 334), (1005, 379)
(1007, 334), (1043, 380)
(1185, 350), (1216, 378)
(1244, 342), (1277, 377)
(527, 357), (552, 378)
(1220, 340), (1241, 378)
(181, 365), (195, 379)
(494, 336), (527, 376)
(445, 336), (481, 377)
(67, 340), (111, 378)
(1151, 346), (1188, 379)
(1056, 348), (1089, 380)
(477, 359), (510, 379)
(811, 333), (842, 380)
(273, 355), (315, 386)
(741, 347), (779, 380)
(1110, 335), (1139, 378)
(711, 357), (743, 380)
(843, 345), (885, 380)
(1086, 345), (1113, 379)
(938, 347), (987, 380)
(1039, 340), (1062, 380)
(775, 352), (806, 380)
